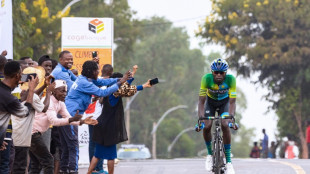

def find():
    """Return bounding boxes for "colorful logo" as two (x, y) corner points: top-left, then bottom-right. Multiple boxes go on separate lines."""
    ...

(88, 19), (104, 34)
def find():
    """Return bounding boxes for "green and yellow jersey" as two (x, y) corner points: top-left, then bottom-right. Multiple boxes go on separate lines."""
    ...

(199, 73), (236, 100)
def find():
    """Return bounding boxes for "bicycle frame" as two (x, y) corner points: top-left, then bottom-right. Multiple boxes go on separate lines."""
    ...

(198, 115), (234, 174)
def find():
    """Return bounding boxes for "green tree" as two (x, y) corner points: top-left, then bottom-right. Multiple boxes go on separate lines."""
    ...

(13, 0), (70, 60)
(128, 17), (206, 158)
(13, 0), (138, 69)
(196, 0), (310, 158)
(69, 0), (140, 70)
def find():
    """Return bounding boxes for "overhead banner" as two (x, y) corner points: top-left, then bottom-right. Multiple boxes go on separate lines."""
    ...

(62, 17), (114, 73)
(0, 0), (13, 59)
(62, 17), (114, 165)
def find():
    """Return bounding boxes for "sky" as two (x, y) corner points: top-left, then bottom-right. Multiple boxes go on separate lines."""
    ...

(128, 0), (278, 144)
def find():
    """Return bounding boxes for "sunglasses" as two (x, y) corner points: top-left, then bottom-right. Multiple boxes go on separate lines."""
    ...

(213, 71), (225, 75)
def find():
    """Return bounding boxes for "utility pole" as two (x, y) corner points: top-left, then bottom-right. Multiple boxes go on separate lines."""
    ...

(150, 105), (188, 159)
(124, 91), (140, 144)
(152, 122), (157, 159)
(125, 98), (130, 144)
(167, 127), (194, 158)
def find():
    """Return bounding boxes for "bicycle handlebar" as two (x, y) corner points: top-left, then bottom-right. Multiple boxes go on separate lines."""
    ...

(198, 115), (234, 120)
(195, 116), (239, 131)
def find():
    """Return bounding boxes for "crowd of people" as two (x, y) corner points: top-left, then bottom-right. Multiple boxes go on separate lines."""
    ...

(0, 50), (153, 174)
(250, 129), (300, 159)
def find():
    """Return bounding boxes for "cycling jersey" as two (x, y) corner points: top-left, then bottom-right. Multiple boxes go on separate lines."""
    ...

(199, 73), (236, 100)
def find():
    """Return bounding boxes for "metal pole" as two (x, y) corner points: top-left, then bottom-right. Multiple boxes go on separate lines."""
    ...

(59, 0), (81, 17)
(124, 91), (140, 144)
(126, 98), (130, 144)
(151, 105), (188, 135)
(167, 127), (194, 157)
(152, 122), (157, 159)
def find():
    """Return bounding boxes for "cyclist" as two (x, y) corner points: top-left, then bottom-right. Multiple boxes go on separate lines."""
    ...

(198, 58), (236, 174)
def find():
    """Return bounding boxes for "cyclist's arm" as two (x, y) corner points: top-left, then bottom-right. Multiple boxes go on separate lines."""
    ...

(228, 75), (237, 116)
(198, 96), (206, 118)
(198, 75), (208, 118)
(229, 98), (236, 116)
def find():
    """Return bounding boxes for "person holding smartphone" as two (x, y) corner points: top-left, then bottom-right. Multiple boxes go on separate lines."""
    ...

(0, 61), (39, 173)
(59, 61), (130, 174)
(88, 66), (153, 174)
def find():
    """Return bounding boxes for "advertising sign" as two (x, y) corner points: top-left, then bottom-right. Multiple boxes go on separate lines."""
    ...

(62, 17), (114, 165)
(62, 17), (114, 73)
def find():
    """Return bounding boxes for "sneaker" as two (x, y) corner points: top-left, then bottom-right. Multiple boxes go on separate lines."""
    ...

(205, 155), (213, 171)
(226, 162), (235, 174)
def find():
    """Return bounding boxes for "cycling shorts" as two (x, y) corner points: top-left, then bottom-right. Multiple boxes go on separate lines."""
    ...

(204, 96), (229, 118)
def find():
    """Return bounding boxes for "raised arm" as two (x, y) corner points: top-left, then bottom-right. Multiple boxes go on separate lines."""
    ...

(92, 78), (118, 87)
(42, 83), (55, 113)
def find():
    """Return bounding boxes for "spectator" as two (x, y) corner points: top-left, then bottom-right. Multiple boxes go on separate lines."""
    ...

(51, 59), (58, 71)
(268, 141), (279, 158)
(1, 50), (7, 57)
(0, 61), (38, 173)
(279, 137), (289, 158)
(71, 69), (78, 76)
(20, 57), (34, 67)
(33, 61), (38, 67)
(11, 73), (53, 174)
(38, 55), (53, 76)
(88, 69), (152, 174)
(87, 64), (114, 173)
(17, 60), (29, 71)
(51, 51), (77, 91)
(60, 61), (129, 173)
(261, 129), (269, 158)
(29, 80), (98, 173)
(285, 140), (299, 159)
(0, 55), (7, 78)
(249, 142), (260, 158)
(306, 120), (310, 158)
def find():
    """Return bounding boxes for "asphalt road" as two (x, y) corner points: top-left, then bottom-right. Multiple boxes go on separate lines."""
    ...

(79, 158), (309, 174)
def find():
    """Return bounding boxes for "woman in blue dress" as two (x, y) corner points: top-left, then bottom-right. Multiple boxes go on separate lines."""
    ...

(87, 69), (152, 174)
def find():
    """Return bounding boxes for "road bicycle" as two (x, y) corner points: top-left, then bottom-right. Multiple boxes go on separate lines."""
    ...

(196, 114), (238, 174)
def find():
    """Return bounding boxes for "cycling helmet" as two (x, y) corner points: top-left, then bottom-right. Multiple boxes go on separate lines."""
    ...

(210, 58), (229, 72)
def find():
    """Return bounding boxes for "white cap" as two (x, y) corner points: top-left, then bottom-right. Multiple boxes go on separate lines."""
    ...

(55, 80), (67, 91)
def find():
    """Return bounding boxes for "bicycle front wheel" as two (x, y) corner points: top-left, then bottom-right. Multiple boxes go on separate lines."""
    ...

(214, 137), (222, 174)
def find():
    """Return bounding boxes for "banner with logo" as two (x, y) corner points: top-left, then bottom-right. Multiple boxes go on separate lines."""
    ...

(0, 0), (13, 59)
(62, 17), (113, 165)
(62, 17), (114, 74)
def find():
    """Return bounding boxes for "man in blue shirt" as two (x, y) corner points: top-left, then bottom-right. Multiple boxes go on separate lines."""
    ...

(262, 129), (269, 158)
(51, 51), (77, 91)
(58, 60), (130, 174)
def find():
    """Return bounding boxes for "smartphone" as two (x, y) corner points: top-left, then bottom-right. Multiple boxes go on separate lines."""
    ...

(92, 51), (97, 58)
(150, 78), (159, 86)
(51, 76), (55, 83)
(21, 73), (37, 82)
(4, 137), (12, 141)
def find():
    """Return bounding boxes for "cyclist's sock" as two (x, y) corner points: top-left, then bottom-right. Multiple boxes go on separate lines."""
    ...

(224, 144), (231, 163)
(205, 141), (213, 155)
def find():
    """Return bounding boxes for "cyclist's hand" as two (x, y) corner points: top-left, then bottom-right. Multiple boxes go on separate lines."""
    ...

(195, 120), (205, 132)
(228, 117), (239, 130)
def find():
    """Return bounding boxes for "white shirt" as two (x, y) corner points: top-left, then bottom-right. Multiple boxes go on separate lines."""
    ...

(11, 94), (44, 147)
